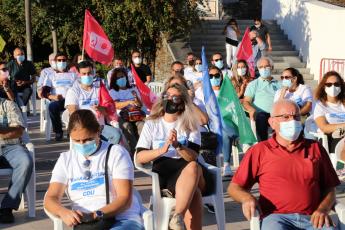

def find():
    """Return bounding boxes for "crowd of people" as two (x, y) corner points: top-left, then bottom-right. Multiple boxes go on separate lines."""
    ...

(0, 18), (343, 230)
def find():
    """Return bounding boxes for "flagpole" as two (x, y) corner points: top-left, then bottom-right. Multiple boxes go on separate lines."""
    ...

(82, 10), (86, 61)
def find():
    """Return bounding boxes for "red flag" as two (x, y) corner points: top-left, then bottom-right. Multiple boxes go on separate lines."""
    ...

(83, 9), (114, 65)
(236, 28), (255, 78)
(131, 64), (157, 110)
(98, 81), (118, 122)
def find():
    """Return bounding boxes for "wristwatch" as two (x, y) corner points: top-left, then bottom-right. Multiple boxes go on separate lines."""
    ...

(95, 210), (104, 220)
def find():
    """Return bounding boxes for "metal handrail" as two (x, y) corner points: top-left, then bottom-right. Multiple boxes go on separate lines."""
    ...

(319, 58), (345, 82)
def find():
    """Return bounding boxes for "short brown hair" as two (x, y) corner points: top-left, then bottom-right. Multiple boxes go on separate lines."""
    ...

(67, 110), (100, 134)
(315, 71), (345, 105)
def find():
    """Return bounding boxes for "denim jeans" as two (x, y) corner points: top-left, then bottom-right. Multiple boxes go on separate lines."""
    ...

(48, 99), (65, 134)
(110, 219), (144, 230)
(0, 144), (33, 210)
(222, 124), (237, 164)
(255, 111), (271, 142)
(261, 213), (335, 230)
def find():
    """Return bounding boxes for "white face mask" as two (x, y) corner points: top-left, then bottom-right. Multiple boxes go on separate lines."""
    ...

(237, 67), (247, 76)
(325, 85), (341, 97)
(279, 119), (303, 142)
(133, 57), (142, 65)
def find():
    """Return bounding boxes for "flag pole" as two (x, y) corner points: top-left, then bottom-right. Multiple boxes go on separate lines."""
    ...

(81, 9), (86, 61)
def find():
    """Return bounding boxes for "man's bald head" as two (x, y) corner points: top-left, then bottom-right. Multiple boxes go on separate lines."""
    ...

(270, 99), (300, 118)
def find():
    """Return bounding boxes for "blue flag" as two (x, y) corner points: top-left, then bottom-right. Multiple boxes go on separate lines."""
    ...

(201, 46), (223, 154)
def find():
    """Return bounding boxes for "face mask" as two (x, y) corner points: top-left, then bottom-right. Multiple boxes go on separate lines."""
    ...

(56, 62), (67, 71)
(80, 75), (94, 86)
(255, 24), (261, 28)
(72, 140), (98, 157)
(0, 70), (9, 81)
(210, 77), (221, 87)
(50, 61), (57, 69)
(133, 57), (142, 65)
(282, 79), (292, 88)
(195, 64), (202, 72)
(215, 60), (224, 69)
(237, 67), (247, 76)
(16, 55), (25, 63)
(163, 99), (183, 114)
(116, 77), (127, 87)
(325, 85), (341, 97)
(279, 119), (302, 141)
(259, 67), (271, 78)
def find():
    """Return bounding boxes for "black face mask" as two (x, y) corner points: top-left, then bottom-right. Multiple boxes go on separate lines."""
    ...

(163, 99), (184, 114)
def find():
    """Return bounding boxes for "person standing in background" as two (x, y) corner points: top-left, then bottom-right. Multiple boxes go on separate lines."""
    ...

(223, 19), (240, 69)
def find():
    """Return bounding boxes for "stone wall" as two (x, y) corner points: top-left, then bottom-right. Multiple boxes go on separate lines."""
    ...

(153, 38), (175, 82)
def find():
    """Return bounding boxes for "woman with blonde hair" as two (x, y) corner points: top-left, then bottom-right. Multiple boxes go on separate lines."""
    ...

(136, 83), (210, 230)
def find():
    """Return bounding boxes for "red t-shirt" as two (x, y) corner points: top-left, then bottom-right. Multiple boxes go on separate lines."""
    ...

(232, 135), (340, 217)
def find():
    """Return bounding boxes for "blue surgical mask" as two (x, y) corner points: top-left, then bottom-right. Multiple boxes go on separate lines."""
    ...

(279, 119), (302, 141)
(16, 55), (25, 63)
(282, 79), (292, 88)
(259, 67), (271, 78)
(195, 64), (202, 72)
(237, 68), (247, 76)
(80, 75), (94, 86)
(116, 77), (127, 87)
(210, 78), (221, 87)
(215, 60), (224, 69)
(72, 140), (98, 157)
(56, 62), (67, 71)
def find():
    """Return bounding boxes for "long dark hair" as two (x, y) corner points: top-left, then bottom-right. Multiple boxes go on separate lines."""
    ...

(315, 71), (345, 105)
(283, 67), (304, 85)
(109, 68), (131, 91)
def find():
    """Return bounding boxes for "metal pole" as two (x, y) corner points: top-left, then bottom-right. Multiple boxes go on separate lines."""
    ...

(25, 0), (33, 61)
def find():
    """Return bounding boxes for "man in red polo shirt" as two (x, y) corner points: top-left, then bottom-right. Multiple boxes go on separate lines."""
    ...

(228, 99), (340, 229)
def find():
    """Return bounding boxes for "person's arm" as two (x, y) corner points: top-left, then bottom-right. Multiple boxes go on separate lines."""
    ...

(44, 182), (83, 227)
(266, 32), (272, 51)
(278, 87), (288, 100)
(314, 116), (345, 134)
(66, 105), (78, 115)
(2, 81), (15, 101)
(300, 101), (312, 116)
(0, 126), (23, 139)
(175, 144), (198, 162)
(256, 36), (266, 51)
(310, 187), (336, 228)
(228, 183), (259, 221)
(243, 96), (256, 120)
(114, 100), (136, 110)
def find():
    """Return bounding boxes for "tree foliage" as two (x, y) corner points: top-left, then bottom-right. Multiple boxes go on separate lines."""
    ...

(0, 0), (201, 63)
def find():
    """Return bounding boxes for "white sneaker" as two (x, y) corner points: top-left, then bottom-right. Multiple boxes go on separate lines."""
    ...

(223, 165), (233, 177)
(169, 213), (186, 230)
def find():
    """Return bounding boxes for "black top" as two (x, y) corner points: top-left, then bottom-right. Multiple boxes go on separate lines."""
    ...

(250, 24), (269, 41)
(132, 64), (152, 83)
(7, 59), (36, 90)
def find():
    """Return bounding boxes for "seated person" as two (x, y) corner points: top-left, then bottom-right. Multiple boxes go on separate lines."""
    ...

(109, 68), (145, 155)
(44, 110), (144, 230)
(41, 52), (77, 141)
(129, 50), (152, 84)
(0, 97), (33, 223)
(274, 67), (312, 119)
(243, 57), (280, 141)
(231, 59), (252, 101)
(228, 99), (340, 230)
(136, 83), (212, 230)
(37, 53), (56, 98)
(0, 62), (15, 101)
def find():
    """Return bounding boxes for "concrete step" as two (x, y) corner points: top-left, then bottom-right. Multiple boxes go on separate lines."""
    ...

(191, 43), (294, 51)
(189, 37), (291, 46)
(273, 62), (306, 69)
(272, 67), (311, 74)
(191, 33), (288, 40)
(201, 19), (278, 25)
(191, 48), (299, 57)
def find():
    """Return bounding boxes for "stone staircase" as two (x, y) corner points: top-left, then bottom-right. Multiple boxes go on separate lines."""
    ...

(188, 19), (317, 89)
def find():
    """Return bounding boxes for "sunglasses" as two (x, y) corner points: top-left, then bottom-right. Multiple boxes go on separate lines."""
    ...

(280, 75), (294, 80)
(273, 114), (301, 121)
(163, 93), (182, 104)
(0, 68), (8, 72)
(56, 59), (66, 62)
(209, 74), (221, 79)
(214, 58), (222, 62)
(325, 82), (341, 87)
(83, 160), (91, 180)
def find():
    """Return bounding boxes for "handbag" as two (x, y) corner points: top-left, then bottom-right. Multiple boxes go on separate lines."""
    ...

(74, 144), (116, 230)
(200, 125), (218, 166)
(120, 105), (145, 122)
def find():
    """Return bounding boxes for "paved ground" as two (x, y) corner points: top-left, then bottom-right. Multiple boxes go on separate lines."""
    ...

(0, 110), (345, 229)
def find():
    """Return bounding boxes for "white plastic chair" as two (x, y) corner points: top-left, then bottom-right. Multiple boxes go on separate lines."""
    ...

(134, 153), (226, 230)
(250, 203), (345, 230)
(44, 189), (154, 230)
(334, 136), (345, 168)
(148, 82), (164, 95)
(0, 142), (36, 217)
(39, 98), (52, 141)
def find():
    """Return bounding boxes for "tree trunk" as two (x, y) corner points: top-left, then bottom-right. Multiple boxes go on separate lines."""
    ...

(52, 29), (58, 54)
(25, 0), (33, 61)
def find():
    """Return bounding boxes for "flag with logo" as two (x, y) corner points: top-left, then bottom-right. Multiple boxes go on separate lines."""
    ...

(0, 35), (6, 53)
(98, 81), (118, 122)
(201, 46), (223, 154)
(130, 64), (157, 110)
(217, 73), (257, 145)
(83, 9), (114, 65)
(236, 28), (255, 78)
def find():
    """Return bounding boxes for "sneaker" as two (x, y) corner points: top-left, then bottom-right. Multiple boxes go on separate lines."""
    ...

(332, 128), (345, 139)
(0, 208), (14, 223)
(223, 164), (233, 177)
(55, 132), (63, 141)
(169, 213), (186, 230)
(204, 204), (215, 214)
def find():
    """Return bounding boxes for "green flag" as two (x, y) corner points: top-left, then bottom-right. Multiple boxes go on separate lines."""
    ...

(0, 35), (5, 53)
(217, 74), (257, 145)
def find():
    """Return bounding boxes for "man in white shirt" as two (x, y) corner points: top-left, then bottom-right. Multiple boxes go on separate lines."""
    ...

(37, 53), (56, 98)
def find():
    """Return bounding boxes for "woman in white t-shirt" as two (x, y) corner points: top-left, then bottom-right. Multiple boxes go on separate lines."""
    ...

(44, 110), (144, 230)
(136, 83), (210, 230)
(314, 71), (345, 155)
(109, 68), (145, 155)
(223, 18), (240, 68)
(231, 59), (252, 101)
(274, 68), (313, 118)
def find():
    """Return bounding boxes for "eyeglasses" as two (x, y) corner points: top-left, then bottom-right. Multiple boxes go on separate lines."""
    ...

(280, 75), (294, 80)
(273, 114), (301, 121)
(325, 82), (341, 87)
(0, 68), (8, 72)
(56, 59), (66, 62)
(83, 160), (91, 180)
(209, 73), (221, 79)
(163, 93), (182, 104)
(214, 58), (222, 62)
